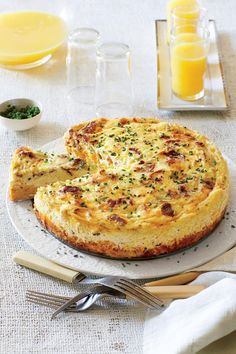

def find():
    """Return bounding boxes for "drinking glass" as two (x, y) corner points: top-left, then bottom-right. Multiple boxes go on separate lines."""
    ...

(170, 26), (210, 101)
(166, 0), (200, 43)
(170, 4), (208, 41)
(66, 28), (100, 105)
(95, 42), (133, 118)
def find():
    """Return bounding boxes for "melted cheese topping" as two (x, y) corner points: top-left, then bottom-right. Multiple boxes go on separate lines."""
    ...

(36, 117), (229, 233)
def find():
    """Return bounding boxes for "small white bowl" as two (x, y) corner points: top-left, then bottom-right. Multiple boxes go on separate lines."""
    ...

(0, 98), (42, 131)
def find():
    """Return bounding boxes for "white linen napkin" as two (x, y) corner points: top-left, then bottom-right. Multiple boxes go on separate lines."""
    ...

(143, 272), (236, 354)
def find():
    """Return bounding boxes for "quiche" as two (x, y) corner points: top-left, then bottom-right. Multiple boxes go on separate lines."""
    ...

(9, 146), (87, 201)
(34, 117), (229, 259)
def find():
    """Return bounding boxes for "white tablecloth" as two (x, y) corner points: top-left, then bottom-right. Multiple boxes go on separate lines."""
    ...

(0, 0), (236, 353)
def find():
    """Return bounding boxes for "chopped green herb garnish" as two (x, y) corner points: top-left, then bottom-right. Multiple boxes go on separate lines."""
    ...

(1, 104), (40, 120)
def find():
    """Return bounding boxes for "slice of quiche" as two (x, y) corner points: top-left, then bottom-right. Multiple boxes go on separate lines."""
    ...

(9, 146), (87, 201)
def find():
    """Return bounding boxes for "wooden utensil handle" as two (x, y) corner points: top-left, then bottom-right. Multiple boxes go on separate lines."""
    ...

(13, 250), (82, 283)
(144, 271), (201, 287)
(145, 285), (205, 299)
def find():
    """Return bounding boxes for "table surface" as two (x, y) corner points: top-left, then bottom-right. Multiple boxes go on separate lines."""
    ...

(0, 0), (236, 353)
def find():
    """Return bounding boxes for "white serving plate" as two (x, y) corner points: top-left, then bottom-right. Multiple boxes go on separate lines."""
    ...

(7, 138), (236, 279)
(156, 20), (229, 111)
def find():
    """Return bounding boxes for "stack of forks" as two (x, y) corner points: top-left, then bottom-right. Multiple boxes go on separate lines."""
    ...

(27, 277), (164, 318)
(15, 251), (204, 319)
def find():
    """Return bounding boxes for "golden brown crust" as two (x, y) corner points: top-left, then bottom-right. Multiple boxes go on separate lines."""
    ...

(35, 206), (226, 259)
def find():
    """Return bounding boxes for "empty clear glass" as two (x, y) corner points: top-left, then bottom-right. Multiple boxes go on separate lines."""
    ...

(66, 28), (100, 105)
(95, 42), (133, 118)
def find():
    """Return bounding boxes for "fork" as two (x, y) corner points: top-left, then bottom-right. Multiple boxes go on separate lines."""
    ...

(26, 286), (123, 312)
(51, 276), (164, 318)
(93, 276), (163, 308)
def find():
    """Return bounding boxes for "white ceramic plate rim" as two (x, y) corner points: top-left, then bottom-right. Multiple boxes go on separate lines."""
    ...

(6, 137), (236, 279)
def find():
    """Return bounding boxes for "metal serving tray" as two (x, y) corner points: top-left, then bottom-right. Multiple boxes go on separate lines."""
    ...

(155, 20), (229, 111)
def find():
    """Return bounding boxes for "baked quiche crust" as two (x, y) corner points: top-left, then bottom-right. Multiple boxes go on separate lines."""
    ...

(34, 117), (229, 259)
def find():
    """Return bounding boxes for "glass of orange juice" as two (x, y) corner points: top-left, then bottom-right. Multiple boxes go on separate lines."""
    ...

(170, 4), (208, 40)
(166, 0), (200, 43)
(170, 26), (210, 101)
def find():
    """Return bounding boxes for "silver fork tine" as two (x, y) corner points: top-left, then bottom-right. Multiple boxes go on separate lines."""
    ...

(27, 290), (71, 301)
(26, 290), (94, 310)
(26, 292), (73, 306)
(107, 283), (157, 309)
(27, 298), (61, 309)
(27, 298), (79, 312)
(117, 282), (162, 309)
(96, 276), (163, 309)
(26, 294), (76, 308)
(119, 278), (163, 306)
(26, 290), (78, 308)
(115, 282), (160, 309)
(27, 286), (112, 318)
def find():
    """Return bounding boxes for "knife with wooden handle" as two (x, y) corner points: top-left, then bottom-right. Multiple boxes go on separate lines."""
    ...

(13, 250), (86, 283)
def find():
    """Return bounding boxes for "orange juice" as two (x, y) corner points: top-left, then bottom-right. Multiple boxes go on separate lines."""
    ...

(0, 11), (67, 66)
(167, 0), (199, 43)
(171, 33), (207, 100)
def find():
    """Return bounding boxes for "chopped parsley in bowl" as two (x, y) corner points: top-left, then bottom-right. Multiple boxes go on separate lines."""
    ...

(0, 104), (40, 120)
(0, 98), (42, 131)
